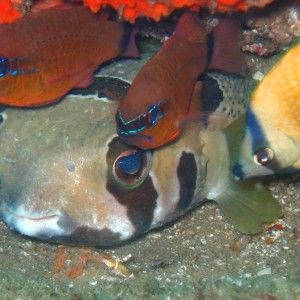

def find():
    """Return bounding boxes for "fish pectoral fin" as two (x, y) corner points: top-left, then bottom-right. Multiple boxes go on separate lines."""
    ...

(214, 177), (282, 234)
(208, 13), (246, 74)
(121, 27), (140, 58)
(189, 81), (202, 113)
(43, 64), (96, 90)
(74, 73), (94, 88)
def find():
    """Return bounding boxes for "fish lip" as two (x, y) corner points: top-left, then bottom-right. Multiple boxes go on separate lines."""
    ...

(7, 209), (60, 223)
(1, 206), (72, 239)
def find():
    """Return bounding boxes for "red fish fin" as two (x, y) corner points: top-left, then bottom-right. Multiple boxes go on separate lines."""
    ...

(75, 74), (94, 88)
(188, 81), (202, 114)
(204, 111), (236, 129)
(121, 26), (140, 58)
(43, 64), (96, 91)
(175, 11), (207, 43)
(208, 13), (246, 74)
(178, 81), (203, 133)
(171, 81), (202, 138)
(180, 107), (233, 137)
(177, 111), (204, 147)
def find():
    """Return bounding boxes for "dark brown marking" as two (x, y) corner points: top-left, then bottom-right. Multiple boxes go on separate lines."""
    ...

(49, 226), (122, 248)
(106, 137), (157, 234)
(176, 152), (197, 210)
(200, 73), (223, 113)
(32, 211), (123, 247)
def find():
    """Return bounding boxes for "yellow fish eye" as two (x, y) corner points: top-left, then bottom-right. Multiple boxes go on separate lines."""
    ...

(112, 149), (152, 189)
(253, 147), (275, 166)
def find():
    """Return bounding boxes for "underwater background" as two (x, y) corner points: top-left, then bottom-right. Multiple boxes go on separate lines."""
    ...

(0, 0), (300, 299)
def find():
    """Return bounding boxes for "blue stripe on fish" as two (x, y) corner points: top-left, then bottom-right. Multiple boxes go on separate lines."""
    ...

(232, 109), (266, 180)
(233, 108), (283, 179)
(246, 108), (266, 151)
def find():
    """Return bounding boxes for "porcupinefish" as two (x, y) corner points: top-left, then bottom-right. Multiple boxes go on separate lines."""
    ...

(0, 76), (281, 247)
(0, 5), (138, 107)
(233, 42), (300, 180)
(200, 71), (255, 128)
(116, 12), (245, 149)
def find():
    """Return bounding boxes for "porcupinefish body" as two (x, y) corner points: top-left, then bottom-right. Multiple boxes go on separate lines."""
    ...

(0, 75), (280, 247)
(200, 71), (255, 128)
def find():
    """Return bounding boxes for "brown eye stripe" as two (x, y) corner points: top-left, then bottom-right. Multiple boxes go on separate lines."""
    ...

(176, 152), (197, 211)
(106, 137), (158, 235)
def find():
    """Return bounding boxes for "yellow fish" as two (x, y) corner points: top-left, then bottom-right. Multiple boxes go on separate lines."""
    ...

(233, 42), (300, 180)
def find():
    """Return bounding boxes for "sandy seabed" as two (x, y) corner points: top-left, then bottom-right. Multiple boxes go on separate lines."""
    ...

(0, 173), (299, 299)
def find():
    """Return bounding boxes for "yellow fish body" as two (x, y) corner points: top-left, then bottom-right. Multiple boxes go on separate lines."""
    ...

(233, 42), (300, 179)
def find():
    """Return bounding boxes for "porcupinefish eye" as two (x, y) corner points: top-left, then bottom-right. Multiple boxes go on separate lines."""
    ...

(112, 149), (152, 188)
(253, 147), (274, 166)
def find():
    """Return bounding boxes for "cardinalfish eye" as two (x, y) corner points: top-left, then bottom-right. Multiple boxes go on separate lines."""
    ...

(0, 56), (38, 77)
(113, 149), (152, 188)
(0, 57), (10, 77)
(253, 147), (274, 166)
(116, 100), (166, 136)
(146, 101), (165, 126)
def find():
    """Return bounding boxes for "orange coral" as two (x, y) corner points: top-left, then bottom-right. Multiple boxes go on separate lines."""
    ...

(79, 0), (275, 22)
(0, 0), (275, 24)
(0, 0), (22, 23)
(87, 0), (275, 22)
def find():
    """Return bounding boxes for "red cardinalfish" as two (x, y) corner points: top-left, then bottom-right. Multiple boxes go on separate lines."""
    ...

(116, 12), (245, 149)
(0, 5), (139, 107)
(116, 11), (207, 149)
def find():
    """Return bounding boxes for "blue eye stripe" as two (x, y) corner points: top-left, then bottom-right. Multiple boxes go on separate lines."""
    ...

(116, 100), (166, 136)
(116, 111), (146, 135)
(247, 108), (267, 152)
(0, 56), (39, 77)
(0, 57), (11, 77)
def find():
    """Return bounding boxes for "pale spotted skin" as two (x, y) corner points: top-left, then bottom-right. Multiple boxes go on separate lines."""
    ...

(0, 66), (278, 247)
(200, 71), (255, 128)
(0, 94), (211, 247)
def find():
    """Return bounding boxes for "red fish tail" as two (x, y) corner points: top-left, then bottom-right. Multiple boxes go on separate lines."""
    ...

(120, 23), (140, 58)
(175, 11), (207, 44)
(208, 12), (246, 74)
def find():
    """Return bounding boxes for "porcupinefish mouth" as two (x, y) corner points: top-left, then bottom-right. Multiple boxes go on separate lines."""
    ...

(0, 205), (125, 247)
(1, 207), (71, 239)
